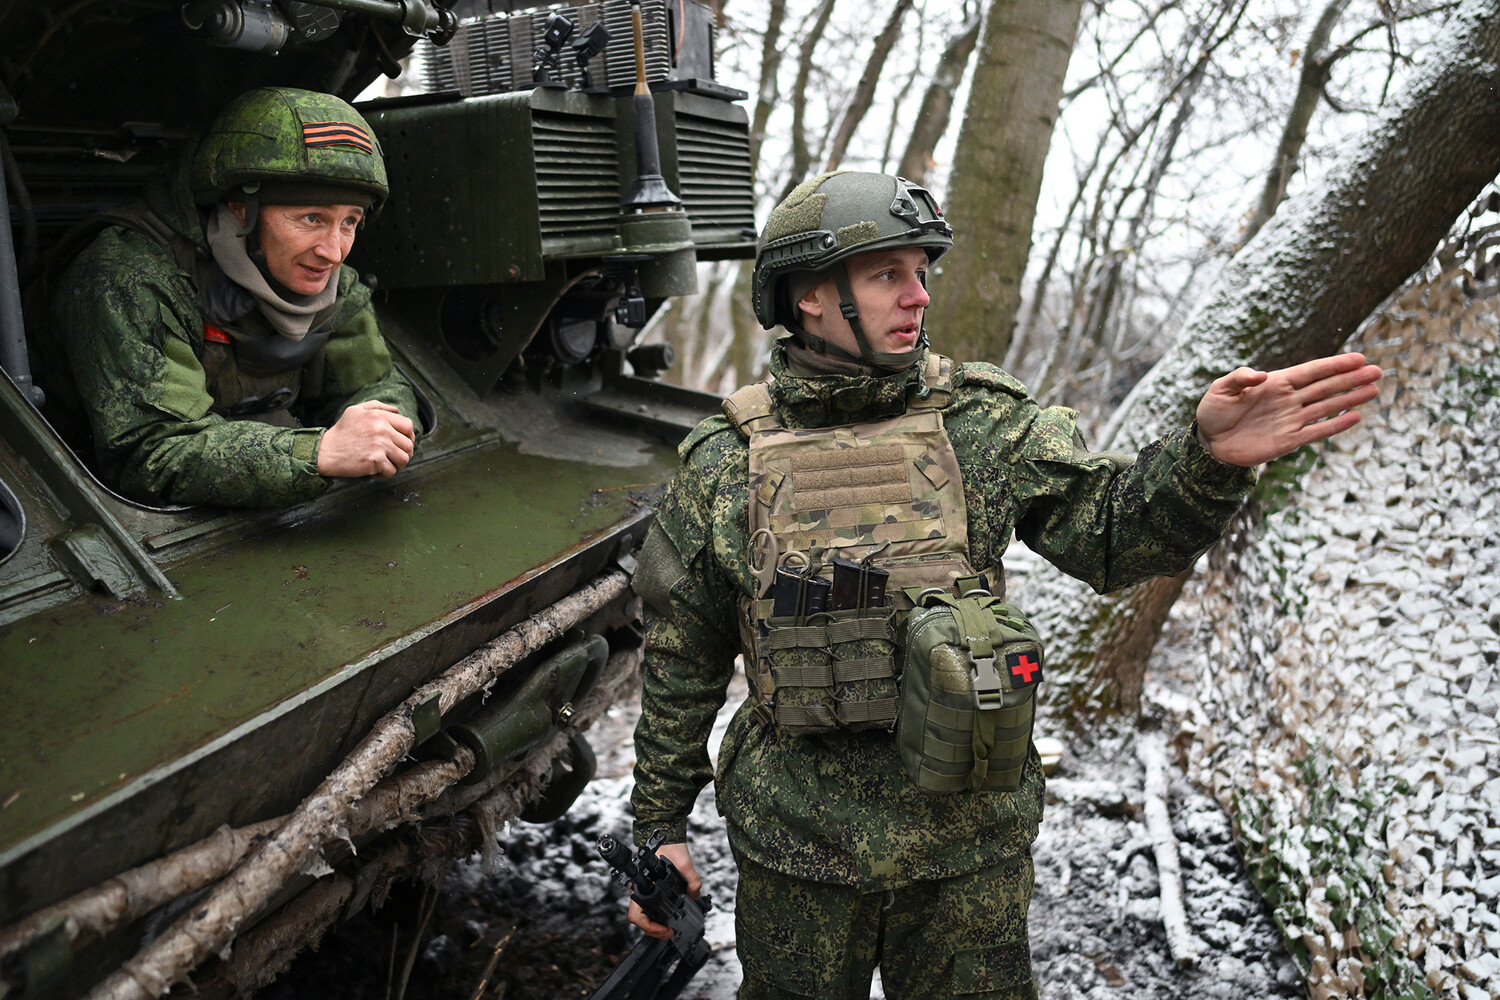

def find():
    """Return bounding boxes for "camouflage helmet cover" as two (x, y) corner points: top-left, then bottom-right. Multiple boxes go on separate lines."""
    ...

(191, 87), (388, 212)
(752, 171), (952, 331)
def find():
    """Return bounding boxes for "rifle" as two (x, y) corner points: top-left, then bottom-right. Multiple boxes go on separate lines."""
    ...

(588, 830), (712, 1000)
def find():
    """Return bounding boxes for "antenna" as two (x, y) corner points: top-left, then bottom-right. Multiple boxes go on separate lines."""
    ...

(621, 0), (681, 211)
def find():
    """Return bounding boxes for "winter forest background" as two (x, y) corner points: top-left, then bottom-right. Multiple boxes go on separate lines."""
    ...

(396, 2), (1500, 996)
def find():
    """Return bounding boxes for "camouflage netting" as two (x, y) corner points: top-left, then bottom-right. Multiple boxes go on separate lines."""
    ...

(1187, 242), (1500, 999)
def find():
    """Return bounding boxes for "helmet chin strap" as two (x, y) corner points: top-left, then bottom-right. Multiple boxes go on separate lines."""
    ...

(793, 263), (927, 370)
(234, 181), (262, 239)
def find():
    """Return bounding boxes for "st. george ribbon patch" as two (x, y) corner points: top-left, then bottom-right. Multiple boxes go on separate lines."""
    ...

(302, 121), (373, 153)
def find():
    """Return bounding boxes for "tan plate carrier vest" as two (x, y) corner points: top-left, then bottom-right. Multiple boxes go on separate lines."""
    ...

(725, 353), (1001, 735)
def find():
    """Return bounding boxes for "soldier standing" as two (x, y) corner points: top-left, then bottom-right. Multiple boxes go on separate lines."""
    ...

(50, 87), (418, 507)
(626, 171), (1380, 999)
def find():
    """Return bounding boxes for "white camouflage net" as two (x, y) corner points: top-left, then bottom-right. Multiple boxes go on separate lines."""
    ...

(1189, 228), (1500, 999)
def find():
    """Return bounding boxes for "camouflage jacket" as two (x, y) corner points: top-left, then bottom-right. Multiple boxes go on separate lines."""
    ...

(51, 156), (418, 508)
(631, 345), (1256, 889)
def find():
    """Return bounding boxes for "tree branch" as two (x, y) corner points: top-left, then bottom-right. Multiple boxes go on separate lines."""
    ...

(784, 0), (841, 199)
(1240, 0), (1354, 246)
(896, 8), (981, 183)
(748, 0), (790, 174)
(824, 0), (915, 170)
(1030, 0), (1500, 721)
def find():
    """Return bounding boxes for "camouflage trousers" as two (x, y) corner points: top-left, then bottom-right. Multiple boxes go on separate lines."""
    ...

(733, 853), (1038, 1000)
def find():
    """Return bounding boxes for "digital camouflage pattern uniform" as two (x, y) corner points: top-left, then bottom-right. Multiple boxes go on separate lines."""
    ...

(50, 97), (417, 509)
(631, 342), (1256, 999)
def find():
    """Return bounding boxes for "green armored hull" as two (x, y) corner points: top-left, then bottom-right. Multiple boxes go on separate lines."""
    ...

(0, 362), (673, 916)
(0, 0), (753, 993)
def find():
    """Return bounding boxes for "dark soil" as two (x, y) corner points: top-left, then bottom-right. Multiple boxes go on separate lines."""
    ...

(259, 814), (638, 1000)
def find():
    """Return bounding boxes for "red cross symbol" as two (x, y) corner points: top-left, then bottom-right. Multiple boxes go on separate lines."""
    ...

(1007, 652), (1041, 687)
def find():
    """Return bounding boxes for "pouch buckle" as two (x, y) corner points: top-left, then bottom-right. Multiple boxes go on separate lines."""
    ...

(969, 653), (1004, 710)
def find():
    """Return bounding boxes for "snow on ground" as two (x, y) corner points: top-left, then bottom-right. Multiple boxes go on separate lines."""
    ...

(270, 487), (1328, 1000)
(262, 623), (1297, 999)
(1189, 263), (1500, 999)
(471, 260), (1500, 1000)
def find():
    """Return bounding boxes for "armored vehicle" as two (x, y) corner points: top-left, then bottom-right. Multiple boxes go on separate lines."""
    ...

(0, 0), (753, 995)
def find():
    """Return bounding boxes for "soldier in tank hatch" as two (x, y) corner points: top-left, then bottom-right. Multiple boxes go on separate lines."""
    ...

(47, 87), (418, 508)
(622, 171), (1381, 999)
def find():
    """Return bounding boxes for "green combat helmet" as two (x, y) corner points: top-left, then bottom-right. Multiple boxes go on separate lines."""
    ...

(191, 87), (388, 233)
(752, 171), (952, 368)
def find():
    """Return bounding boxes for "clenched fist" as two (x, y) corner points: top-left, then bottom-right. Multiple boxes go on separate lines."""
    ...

(316, 400), (416, 478)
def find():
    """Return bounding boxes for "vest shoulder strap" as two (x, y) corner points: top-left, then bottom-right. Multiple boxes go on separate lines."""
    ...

(723, 381), (779, 439)
(951, 360), (1032, 400)
(908, 352), (956, 410)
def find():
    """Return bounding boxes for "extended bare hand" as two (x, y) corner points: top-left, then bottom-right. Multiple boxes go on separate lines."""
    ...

(316, 400), (416, 478)
(1196, 353), (1382, 467)
(627, 842), (701, 941)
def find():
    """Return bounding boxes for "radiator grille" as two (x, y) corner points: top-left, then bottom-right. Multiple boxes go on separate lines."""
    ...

(675, 112), (755, 243)
(532, 112), (620, 247)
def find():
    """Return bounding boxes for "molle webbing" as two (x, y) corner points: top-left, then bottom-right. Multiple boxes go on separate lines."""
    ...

(896, 592), (1042, 794)
(786, 445), (909, 509)
(761, 608), (898, 730)
(728, 354), (997, 734)
(749, 602), (892, 733)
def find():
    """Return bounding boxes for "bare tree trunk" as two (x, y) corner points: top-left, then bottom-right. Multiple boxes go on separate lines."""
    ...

(926, 0), (1086, 364)
(785, 0), (841, 198)
(879, 56), (923, 173)
(1006, 145), (1099, 376)
(1068, 571), (1191, 716)
(748, 0), (789, 174)
(824, 0), (915, 170)
(1240, 0), (1354, 245)
(1105, 0), (1500, 450)
(703, 259), (768, 392)
(896, 11), (982, 183)
(1037, 0), (1500, 719)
